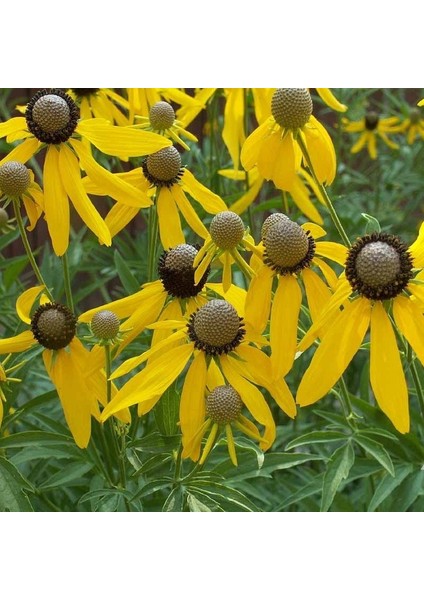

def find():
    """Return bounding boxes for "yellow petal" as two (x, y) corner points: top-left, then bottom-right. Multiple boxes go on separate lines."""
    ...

(0, 330), (36, 354)
(71, 139), (152, 208)
(157, 187), (185, 249)
(302, 268), (331, 324)
(105, 203), (140, 238)
(76, 119), (171, 157)
(244, 265), (273, 334)
(409, 221), (424, 269)
(171, 184), (209, 239)
(43, 146), (70, 256)
(370, 302), (409, 433)
(289, 177), (323, 224)
(393, 296), (424, 366)
(222, 88), (245, 170)
(315, 88), (347, 112)
(43, 344), (92, 448)
(180, 352), (207, 461)
(101, 343), (194, 421)
(59, 144), (111, 247)
(315, 241), (348, 265)
(16, 285), (45, 324)
(206, 282), (247, 317)
(206, 357), (225, 391)
(181, 170), (227, 213)
(303, 116), (337, 184)
(0, 137), (40, 166)
(270, 276), (302, 379)
(297, 297), (371, 406)
(0, 116), (27, 138)
(240, 119), (273, 171)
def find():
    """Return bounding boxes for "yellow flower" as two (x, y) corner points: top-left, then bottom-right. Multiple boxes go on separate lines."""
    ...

(245, 215), (347, 380)
(100, 296), (297, 462)
(297, 224), (424, 434)
(241, 88), (336, 191)
(127, 88), (204, 127)
(84, 144), (227, 247)
(342, 111), (401, 159)
(133, 100), (198, 151)
(397, 106), (424, 144)
(0, 285), (128, 447)
(68, 88), (130, 125)
(0, 88), (171, 255)
(0, 161), (43, 231)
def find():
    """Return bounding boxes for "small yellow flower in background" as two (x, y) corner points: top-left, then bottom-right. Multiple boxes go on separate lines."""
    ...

(245, 214), (347, 380)
(0, 161), (43, 231)
(297, 223), (424, 434)
(342, 111), (401, 159)
(0, 355), (25, 428)
(193, 210), (256, 292)
(85, 144), (227, 247)
(397, 106), (424, 144)
(68, 88), (130, 125)
(241, 88), (336, 192)
(0, 286), (129, 448)
(99, 295), (297, 463)
(133, 100), (198, 151)
(0, 88), (171, 255)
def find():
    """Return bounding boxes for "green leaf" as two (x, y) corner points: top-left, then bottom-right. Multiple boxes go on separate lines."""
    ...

(163, 486), (185, 512)
(154, 386), (179, 436)
(388, 470), (424, 511)
(38, 462), (94, 491)
(131, 454), (172, 477)
(285, 431), (348, 450)
(127, 432), (180, 453)
(0, 456), (33, 512)
(321, 442), (355, 512)
(354, 434), (395, 476)
(368, 463), (414, 512)
(187, 492), (212, 512)
(114, 249), (140, 294)
(187, 480), (259, 512)
(218, 451), (324, 481)
(0, 431), (73, 449)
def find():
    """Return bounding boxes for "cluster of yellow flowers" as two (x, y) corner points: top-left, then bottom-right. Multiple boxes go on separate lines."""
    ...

(0, 88), (422, 467)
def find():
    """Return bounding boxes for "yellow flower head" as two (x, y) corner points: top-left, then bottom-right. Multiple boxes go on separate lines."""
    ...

(68, 88), (129, 125)
(297, 224), (424, 434)
(0, 88), (171, 255)
(342, 111), (401, 159)
(241, 88), (337, 192)
(0, 161), (43, 231)
(134, 100), (198, 151)
(398, 106), (424, 145)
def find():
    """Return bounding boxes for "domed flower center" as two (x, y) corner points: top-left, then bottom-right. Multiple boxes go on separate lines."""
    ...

(26, 89), (79, 144)
(271, 88), (313, 129)
(210, 211), (245, 250)
(345, 233), (413, 300)
(91, 310), (120, 340)
(149, 101), (175, 130)
(31, 303), (77, 350)
(365, 111), (379, 131)
(188, 299), (245, 355)
(158, 244), (210, 298)
(143, 146), (183, 187)
(262, 218), (315, 275)
(206, 385), (243, 424)
(0, 161), (31, 197)
(261, 212), (290, 239)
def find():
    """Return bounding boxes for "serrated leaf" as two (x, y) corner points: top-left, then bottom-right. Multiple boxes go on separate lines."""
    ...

(368, 463), (414, 512)
(187, 492), (212, 512)
(0, 456), (33, 512)
(321, 442), (355, 512)
(354, 434), (395, 476)
(114, 250), (140, 294)
(285, 431), (348, 450)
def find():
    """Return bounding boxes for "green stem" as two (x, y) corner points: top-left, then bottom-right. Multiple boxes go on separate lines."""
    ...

(61, 252), (74, 312)
(407, 344), (424, 418)
(296, 133), (351, 248)
(230, 248), (254, 281)
(337, 376), (358, 431)
(13, 199), (53, 299)
(173, 443), (183, 487)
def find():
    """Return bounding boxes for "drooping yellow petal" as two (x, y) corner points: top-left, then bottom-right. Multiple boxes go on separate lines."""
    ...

(297, 297), (371, 406)
(43, 343), (92, 448)
(302, 268), (332, 324)
(220, 355), (276, 450)
(171, 184), (209, 239)
(225, 423), (238, 466)
(393, 295), (424, 366)
(0, 137), (40, 167)
(22, 195), (42, 231)
(315, 88), (347, 112)
(289, 176), (323, 224)
(181, 169), (227, 213)
(156, 186), (185, 249)
(16, 285), (45, 324)
(58, 144), (111, 247)
(315, 241), (348, 265)
(303, 117), (336, 185)
(43, 145), (70, 256)
(206, 282), (247, 317)
(244, 264), (273, 334)
(105, 203), (140, 238)
(0, 330), (36, 354)
(206, 357), (225, 391)
(370, 302), (409, 433)
(408, 282), (424, 306)
(270, 275), (302, 379)
(409, 221), (424, 269)
(240, 119), (273, 171)
(230, 172), (264, 215)
(0, 116), (27, 138)
(180, 351), (207, 461)
(71, 139), (152, 208)
(100, 343), (194, 421)
(312, 257), (339, 289)
(222, 88), (245, 170)
(76, 118), (171, 157)
(301, 222), (326, 240)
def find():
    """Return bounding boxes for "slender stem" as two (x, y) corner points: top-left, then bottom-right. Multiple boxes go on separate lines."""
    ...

(337, 376), (358, 431)
(173, 443), (183, 486)
(61, 252), (74, 312)
(230, 248), (254, 281)
(13, 199), (52, 298)
(296, 133), (351, 248)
